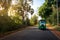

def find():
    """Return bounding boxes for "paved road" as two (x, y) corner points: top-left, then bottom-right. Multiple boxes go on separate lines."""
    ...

(0, 27), (60, 40)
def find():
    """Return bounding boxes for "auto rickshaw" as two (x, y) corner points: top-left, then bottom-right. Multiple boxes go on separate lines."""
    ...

(38, 20), (46, 30)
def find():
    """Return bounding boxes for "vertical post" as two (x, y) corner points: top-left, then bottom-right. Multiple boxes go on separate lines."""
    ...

(56, 0), (59, 27)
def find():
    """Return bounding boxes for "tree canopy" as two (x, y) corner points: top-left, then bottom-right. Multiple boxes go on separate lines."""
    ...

(38, 0), (57, 25)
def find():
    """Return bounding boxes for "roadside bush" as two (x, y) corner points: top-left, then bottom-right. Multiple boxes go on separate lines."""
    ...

(29, 15), (38, 26)
(0, 15), (23, 33)
(55, 26), (60, 31)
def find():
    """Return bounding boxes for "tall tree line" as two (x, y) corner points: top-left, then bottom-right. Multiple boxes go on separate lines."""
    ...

(38, 0), (57, 25)
(0, 0), (34, 33)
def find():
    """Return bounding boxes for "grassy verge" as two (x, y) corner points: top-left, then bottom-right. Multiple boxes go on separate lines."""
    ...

(54, 25), (60, 31)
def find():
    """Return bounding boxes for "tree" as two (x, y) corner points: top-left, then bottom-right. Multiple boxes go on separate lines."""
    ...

(8, 0), (34, 24)
(38, 0), (57, 25)
(30, 15), (38, 25)
(0, 0), (34, 33)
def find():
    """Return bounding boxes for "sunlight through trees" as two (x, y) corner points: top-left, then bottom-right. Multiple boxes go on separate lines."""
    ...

(0, 0), (34, 33)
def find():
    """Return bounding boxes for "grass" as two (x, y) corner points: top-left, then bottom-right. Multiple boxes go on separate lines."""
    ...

(54, 25), (60, 31)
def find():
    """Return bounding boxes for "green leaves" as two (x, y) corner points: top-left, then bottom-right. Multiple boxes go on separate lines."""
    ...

(0, 0), (34, 33)
(38, 0), (56, 18)
(38, 0), (57, 25)
(30, 15), (38, 25)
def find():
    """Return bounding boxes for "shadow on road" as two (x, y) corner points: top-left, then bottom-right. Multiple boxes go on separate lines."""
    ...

(28, 27), (60, 40)
(0, 27), (60, 40)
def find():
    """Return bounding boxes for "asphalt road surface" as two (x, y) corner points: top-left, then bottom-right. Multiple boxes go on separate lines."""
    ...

(0, 27), (60, 40)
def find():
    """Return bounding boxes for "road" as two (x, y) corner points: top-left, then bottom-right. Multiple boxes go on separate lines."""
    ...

(0, 27), (60, 40)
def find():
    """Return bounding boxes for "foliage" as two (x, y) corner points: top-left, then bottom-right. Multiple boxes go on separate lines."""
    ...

(0, 0), (34, 33)
(30, 15), (38, 26)
(38, 1), (52, 18)
(38, 0), (57, 25)
(55, 26), (60, 31)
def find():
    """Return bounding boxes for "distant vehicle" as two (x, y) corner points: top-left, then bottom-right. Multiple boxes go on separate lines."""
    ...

(38, 20), (46, 30)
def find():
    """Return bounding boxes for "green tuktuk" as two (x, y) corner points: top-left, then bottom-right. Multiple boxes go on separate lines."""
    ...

(38, 19), (46, 30)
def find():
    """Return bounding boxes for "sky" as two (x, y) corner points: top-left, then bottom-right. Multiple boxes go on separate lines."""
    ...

(28, 0), (45, 20)
(31, 0), (45, 14)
